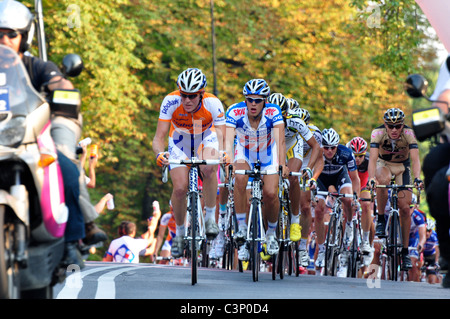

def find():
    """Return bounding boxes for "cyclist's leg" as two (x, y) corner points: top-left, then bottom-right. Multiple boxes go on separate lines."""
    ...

(360, 189), (373, 254)
(169, 166), (189, 257)
(374, 160), (391, 235)
(314, 178), (328, 267)
(262, 172), (280, 255)
(287, 156), (302, 242)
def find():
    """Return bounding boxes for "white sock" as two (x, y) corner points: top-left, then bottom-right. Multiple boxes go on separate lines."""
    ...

(236, 213), (247, 230)
(363, 231), (370, 242)
(299, 238), (308, 250)
(205, 206), (216, 222)
(291, 214), (300, 224)
(176, 224), (185, 237)
(266, 221), (278, 236)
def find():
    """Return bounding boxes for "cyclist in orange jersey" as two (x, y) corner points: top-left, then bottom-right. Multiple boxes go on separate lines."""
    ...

(152, 68), (226, 258)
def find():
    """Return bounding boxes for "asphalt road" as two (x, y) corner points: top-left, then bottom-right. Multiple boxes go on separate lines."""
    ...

(55, 261), (450, 300)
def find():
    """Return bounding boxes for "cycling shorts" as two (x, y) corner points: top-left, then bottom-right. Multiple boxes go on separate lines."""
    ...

(286, 135), (304, 162)
(316, 168), (352, 201)
(376, 158), (411, 185)
(408, 232), (420, 259)
(234, 138), (279, 171)
(168, 130), (219, 169)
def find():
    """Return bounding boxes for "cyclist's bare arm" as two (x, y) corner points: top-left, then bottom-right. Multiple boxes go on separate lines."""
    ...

(225, 125), (236, 164)
(311, 150), (324, 181)
(367, 146), (380, 185)
(305, 136), (321, 174)
(215, 123), (226, 153)
(410, 148), (422, 184)
(349, 169), (361, 198)
(274, 123), (289, 177)
(152, 119), (170, 155)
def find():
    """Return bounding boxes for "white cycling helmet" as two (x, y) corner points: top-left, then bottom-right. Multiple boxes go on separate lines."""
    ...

(243, 79), (270, 97)
(322, 128), (340, 147)
(176, 68), (207, 93)
(267, 93), (287, 113)
(0, 0), (34, 52)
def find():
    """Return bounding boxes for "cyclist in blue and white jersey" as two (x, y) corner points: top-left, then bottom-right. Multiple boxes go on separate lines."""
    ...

(225, 79), (288, 261)
(314, 128), (361, 276)
(290, 106), (324, 267)
(423, 220), (440, 284)
(267, 94), (321, 244)
(407, 195), (426, 281)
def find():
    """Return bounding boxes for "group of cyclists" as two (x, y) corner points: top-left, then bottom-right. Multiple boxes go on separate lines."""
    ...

(152, 67), (441, 283)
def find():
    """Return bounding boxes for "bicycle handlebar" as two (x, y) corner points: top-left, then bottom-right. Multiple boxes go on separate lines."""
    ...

(168, 158), (221, 165)
(234, 169), (278, 176)
(316, 191), (354, 198)
(375, 184), (415, 189)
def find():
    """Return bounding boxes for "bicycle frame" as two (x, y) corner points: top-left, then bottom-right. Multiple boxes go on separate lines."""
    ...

(163, 157), (220, 285)
(375, 182), (416, 281)
(317, 190), (353, 276)
(235, 163), (277, 282)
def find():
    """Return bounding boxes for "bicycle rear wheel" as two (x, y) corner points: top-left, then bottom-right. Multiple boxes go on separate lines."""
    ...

(324, 213), (339, 276)
(388, 212), (400, 281)
(348, 220), (360, 278)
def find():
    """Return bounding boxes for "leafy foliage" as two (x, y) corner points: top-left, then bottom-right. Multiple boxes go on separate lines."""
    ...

(23, 0), (439, 257)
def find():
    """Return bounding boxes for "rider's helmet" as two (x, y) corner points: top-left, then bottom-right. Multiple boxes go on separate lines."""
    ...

(426, 219), (435, 231)
(267, 93), (287, 114)
(322, 128), (340, 147)
(176, 68), (207, 93)
(243, 79), (270, 97)
(348, 136), (368, 154)
(295, 108), (310, 124)
(287, 98), (300, 112)
(0, 0), (34, 53)
(383, 108), (405, 124)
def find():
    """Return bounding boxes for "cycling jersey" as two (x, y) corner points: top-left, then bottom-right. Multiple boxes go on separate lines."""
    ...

(317, 145), (356, 198)
(284, 111), (313, 161)
(160, 211), (176, 251)
(423, 230), (439, 257)
(357, 155), (369, 190)
(159, 91), (225, 163)
(226, 101), (283, 169)
(370, 124), (419, 163)
(410, 210), (426, 237)
(105, 236), (149, 263)
(322, 144), (357, 176)
(301, 124), (322, 171)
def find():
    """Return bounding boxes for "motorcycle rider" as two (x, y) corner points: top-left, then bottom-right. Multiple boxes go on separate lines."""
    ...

(421, 57), (450, 288)
(0, 0), (95, 267)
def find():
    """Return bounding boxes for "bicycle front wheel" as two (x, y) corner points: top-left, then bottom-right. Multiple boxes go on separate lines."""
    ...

(250, 199), (260, 282)
(189, 192), (198, 285)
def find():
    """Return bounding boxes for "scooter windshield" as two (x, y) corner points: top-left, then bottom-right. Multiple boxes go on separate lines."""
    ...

(0, 45), (45, 117)
(0, 45), (46, 147)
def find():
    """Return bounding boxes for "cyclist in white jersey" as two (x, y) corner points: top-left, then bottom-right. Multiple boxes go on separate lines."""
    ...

(225, 79), (288, 260)
(267, 94), (321, 245)
(290, 107), (324, 267)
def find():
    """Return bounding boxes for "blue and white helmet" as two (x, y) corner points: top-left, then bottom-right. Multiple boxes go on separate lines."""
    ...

(322, 128), (340, 147)
(243, 79), (270, 97)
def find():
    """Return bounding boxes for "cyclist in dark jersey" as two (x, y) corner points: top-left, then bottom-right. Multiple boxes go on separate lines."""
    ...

(347, 137), (374, 260)
(314, 128), (360, 275)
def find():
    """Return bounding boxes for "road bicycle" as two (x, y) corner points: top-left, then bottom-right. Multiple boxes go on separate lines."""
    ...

(235, 161), (278, 282)
(162, 157), (220, 285)
(317, 190), (354, 276)
(218, 165), (242, 271)
(347, 197), (366, 278)
(272, 169), (305, 279)
(375, 181), (419, 281)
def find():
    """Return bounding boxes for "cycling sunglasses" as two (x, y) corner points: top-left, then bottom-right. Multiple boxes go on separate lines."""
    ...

(354, 153), (366, 158)
(0, 30), (19, 39)
(385, 123), (403, 130)
(323, 146), (337, 150)
(246, 97), (265, 104)
(180, 93), (200, 100)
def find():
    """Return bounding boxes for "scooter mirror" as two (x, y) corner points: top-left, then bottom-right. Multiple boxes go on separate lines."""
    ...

(62, 54), (84, 77)
(405, 74), (429, 98)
